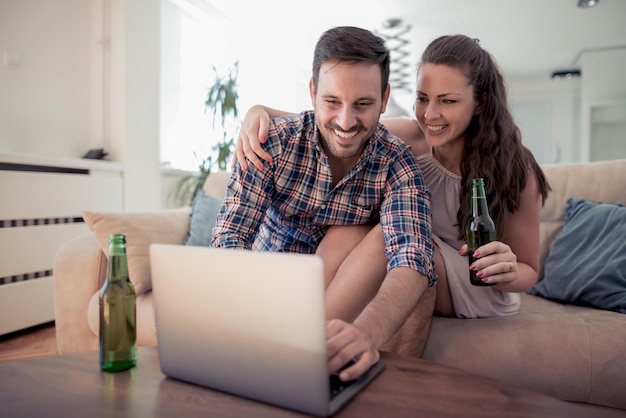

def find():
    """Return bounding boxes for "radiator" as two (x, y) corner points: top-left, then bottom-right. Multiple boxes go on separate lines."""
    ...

(0, 153), (123, 335)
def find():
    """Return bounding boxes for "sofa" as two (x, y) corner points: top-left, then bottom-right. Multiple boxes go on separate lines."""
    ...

(53, 159), (626, 412)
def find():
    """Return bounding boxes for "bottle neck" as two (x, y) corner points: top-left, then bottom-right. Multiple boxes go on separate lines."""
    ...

(471, 181), (490, 217)
(107, 235), (129, 282)
(107, 254), (129, 282)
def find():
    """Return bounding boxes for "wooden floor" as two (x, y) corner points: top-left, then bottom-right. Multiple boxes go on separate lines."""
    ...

(0, 322), (58, 363)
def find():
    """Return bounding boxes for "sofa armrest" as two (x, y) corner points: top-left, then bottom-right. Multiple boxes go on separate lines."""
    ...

(53, 234), (105, 354)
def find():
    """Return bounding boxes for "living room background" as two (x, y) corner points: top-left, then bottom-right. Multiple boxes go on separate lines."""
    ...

(1, 0), (625, 339)
(1, 0), (625, 211)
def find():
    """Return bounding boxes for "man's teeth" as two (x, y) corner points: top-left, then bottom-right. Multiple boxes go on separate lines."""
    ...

(334, 130), (358, 139)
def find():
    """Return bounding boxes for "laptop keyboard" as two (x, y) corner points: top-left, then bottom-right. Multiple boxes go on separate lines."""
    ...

(329, 360), (357, 399)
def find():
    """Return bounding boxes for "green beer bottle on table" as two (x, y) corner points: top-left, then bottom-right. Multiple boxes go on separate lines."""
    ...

(99, 233), (137, 371)
(466, 178), (496, 287)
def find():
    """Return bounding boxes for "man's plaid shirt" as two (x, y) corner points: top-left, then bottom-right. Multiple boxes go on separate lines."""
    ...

(211, 110), (435, 285)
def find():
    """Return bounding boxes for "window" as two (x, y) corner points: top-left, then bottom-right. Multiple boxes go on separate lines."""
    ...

(160, 0), (307, 171)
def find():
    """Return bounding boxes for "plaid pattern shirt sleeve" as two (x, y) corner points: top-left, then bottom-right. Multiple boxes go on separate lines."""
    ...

(378, 145), (436, 287)
(209, 159), (276, 249)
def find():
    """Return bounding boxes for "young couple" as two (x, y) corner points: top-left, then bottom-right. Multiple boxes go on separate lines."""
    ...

(212, 26), (549, 382)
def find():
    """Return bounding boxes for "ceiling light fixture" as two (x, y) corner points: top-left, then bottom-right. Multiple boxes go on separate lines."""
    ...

(376, 18), (412, 93)
(551, 69), (581, 80)
(578, 0), (599, 8)
(375, 18), (413, 117)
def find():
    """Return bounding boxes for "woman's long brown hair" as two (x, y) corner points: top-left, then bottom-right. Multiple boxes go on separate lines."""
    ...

(419, 35), (551, 240)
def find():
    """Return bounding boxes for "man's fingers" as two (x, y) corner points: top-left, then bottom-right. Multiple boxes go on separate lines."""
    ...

(326, 319), (379, 381)
(338, 351), (379, 382)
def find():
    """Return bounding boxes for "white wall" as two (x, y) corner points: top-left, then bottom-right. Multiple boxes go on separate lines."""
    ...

(508, 77), (580, 164)
(0, 0), (95, 157)
(508, 46), (626, 164)
(0, 0), (161, 211)
(578, 47), (626, 162)
(109, 0), (162, 210)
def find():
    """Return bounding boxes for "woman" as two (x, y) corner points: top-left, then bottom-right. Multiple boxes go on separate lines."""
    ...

(235, 35), (550, 320)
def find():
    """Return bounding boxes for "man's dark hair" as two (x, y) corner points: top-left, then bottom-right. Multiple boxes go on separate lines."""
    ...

(312, 26), (390, 97)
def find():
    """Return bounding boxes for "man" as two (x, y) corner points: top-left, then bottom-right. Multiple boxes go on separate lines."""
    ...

(211, 26), (435, 381)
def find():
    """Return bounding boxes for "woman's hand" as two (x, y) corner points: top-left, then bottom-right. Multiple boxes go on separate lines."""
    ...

(458, 241), (518, 286)
(233, 105), (273, 171)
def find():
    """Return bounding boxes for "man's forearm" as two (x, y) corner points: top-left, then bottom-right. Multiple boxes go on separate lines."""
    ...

(352, 266), (428, 349)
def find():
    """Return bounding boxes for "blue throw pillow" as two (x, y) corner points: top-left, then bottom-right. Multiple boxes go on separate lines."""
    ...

(184, 193), (223, 247)
(529, 198), (626, 313)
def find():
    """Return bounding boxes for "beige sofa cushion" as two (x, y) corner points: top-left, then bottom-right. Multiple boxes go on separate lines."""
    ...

(424, 292), (626, 409)
(82, 208), (191, 294)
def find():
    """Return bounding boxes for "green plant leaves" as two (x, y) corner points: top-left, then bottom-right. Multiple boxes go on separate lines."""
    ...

(176, 61), (240, 206)
(205, 61), (239, 130)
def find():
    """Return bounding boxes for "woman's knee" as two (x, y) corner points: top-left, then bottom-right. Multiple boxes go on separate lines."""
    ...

(317, 224), (375, 287)
(321, 224), (372, 247)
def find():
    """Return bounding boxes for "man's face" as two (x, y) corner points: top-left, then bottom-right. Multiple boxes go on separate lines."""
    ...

(310, 61), (389, 166)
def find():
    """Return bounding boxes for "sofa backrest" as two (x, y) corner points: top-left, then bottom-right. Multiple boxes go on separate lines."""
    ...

(203, 160), (626, 277)
(202, 171), (231, 199)
(539, 159), (626, 275)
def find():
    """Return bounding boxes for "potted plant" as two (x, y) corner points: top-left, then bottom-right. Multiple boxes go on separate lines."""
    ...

(176, 61), (240, 206)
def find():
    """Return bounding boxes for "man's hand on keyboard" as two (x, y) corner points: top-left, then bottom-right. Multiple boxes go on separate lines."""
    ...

(326, 319), (380, 382)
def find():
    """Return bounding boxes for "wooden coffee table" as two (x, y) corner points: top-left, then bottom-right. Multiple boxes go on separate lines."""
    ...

(0, 346), (615, 417)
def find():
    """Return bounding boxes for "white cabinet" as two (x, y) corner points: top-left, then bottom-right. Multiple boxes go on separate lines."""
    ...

(0, 153), (122, 335)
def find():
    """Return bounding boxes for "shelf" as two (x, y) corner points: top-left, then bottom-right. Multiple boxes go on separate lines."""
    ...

(0, 151), (123, 172)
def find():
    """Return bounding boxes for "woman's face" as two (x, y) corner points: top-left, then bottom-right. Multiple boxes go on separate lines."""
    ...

(414, 63), (480, 150)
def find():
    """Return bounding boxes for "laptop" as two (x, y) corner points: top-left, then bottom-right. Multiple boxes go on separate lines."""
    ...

(149, 244), (385, 417)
